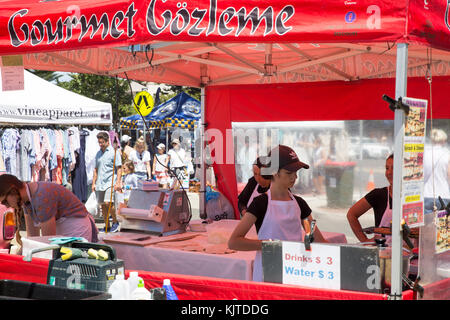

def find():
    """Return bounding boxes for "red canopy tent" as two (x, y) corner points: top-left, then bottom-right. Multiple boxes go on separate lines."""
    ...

(1, 0), (449, 216)
(0, 0), (449, 299)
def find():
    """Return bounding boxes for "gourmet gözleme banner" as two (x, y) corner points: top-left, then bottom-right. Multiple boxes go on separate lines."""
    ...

(1, 0), (450, 55)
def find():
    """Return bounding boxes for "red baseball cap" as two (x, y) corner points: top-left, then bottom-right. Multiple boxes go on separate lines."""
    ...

(264, 145), (309, 173)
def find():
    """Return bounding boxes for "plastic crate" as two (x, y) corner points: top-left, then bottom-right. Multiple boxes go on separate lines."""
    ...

(47, 242), (125, 292)
(0, 279), (110, 300)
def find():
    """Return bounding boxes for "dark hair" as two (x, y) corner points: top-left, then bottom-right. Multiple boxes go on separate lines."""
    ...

(0, 174), (24, 196)
(96, 131), (109, 141)
(387, 154), (394, 160)
(254, 156), (269, 169)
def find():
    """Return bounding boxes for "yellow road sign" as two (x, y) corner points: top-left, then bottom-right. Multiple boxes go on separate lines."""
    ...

(133, 91), (154, 116)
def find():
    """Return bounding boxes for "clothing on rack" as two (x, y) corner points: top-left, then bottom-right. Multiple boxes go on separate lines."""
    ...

(0, 125), (106, 203)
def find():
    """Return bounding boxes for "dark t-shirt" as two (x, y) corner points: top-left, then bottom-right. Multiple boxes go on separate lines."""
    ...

(237, 176), (270, 213)
(364, 187), (392, 227)
(247, 193), (312, 233)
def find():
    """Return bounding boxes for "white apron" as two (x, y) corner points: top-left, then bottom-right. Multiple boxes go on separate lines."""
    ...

(253, 189), (303, 282)
(378, 187), (392, 245)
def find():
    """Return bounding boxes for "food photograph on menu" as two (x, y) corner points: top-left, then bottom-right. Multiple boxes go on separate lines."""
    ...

(403, 152), (424, 181)
(435, 211), (449, 254)
(404, 106), (426, 137)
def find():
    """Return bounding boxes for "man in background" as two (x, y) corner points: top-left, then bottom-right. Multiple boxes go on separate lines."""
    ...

(92, 131), (122, 233)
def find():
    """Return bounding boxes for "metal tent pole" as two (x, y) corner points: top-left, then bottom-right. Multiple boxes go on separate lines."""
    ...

(166, 128), (169, 149)
(390, 42), (408, 300)
(199, 87), (206, 219)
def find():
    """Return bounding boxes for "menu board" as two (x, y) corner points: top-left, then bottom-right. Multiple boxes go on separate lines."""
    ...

(401, 97), (427, 228)
(435, 210), (449, 254)
(261, 241), (381, 293)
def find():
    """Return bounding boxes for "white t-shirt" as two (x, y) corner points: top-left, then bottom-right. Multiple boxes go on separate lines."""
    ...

(154, 154), (168, 172)
(168, 148), (186, 168)
(129, 149), (151, 173)
(424, 144), (450, 199)
(84, 129), (101, 185)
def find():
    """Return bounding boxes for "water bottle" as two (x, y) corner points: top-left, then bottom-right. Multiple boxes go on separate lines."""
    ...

(108, 274), (130, 300)
(127, 271), (143, 298)
(131, 279), (152, 300)
(162, 279), (178, 300)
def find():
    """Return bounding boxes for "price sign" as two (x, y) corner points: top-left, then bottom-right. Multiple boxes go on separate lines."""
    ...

(133, 91), (154, 116)
(262, 241), (381, 293)
(282, 242), (340, 290)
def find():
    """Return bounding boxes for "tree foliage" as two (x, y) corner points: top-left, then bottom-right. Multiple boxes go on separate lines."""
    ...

(158, 85), (201, 103)
(57, 73), (135, 126)
(28, 69), (63, 83)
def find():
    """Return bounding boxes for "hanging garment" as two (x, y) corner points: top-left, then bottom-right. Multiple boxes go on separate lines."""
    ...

(31, 129), (43, 182)
(1, 128), (20, 176)
(72, 130), (88, 203)
(20, 129), (35, 182)
(84, 129), (101, 185)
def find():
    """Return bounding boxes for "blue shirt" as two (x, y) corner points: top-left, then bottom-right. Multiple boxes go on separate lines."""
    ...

(94, 146), (122, 191)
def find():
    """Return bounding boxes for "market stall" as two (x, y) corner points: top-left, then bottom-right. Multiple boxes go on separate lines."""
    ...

(18, 223), (347, 281)
(0, 0), (449, 300)
(0, 70), (112, 126)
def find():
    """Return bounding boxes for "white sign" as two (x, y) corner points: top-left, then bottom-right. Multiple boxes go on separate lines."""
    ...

(282, 241), (341, 290)
(1, 66), (24, 91)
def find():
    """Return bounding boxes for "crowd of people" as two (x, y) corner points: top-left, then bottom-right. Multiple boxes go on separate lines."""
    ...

(0, 130), (194, 241)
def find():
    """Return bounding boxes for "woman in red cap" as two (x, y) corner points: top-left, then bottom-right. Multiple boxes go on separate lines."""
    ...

(229, 145), (328, 282)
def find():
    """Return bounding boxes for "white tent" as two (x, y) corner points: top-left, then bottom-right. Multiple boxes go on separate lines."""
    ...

(0, 70), (112, 126)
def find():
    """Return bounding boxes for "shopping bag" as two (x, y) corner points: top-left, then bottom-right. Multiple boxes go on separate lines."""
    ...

(186, 160), (194, 175)
(205, 190), (235, 221)
(85, 191), (98, 216)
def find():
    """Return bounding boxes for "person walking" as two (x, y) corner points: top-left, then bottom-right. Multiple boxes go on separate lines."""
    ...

(424, 128), (450, 213)
(167, 138), (187, 188)
(92, 131), (122, 233)
(129, 137), (152, 181)
(152, 143), (170, 188)
(120, 134), (133, 162)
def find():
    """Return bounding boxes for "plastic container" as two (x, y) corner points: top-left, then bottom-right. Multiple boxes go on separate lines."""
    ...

(324, 160), (356, 208)
(162, 279), (178, 300)
(189, 219), (207, 232)
(108, 274), (130, 300)
(127, 271), (143, 298)
(131, 279), (152, 300)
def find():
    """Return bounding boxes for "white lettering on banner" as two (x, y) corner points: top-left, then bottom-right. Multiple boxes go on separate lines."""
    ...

(8, 4), (137, 47)
(146, 0), (295, 37)
(282, 241), (341, 290)
(0, 105), (111, 124)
